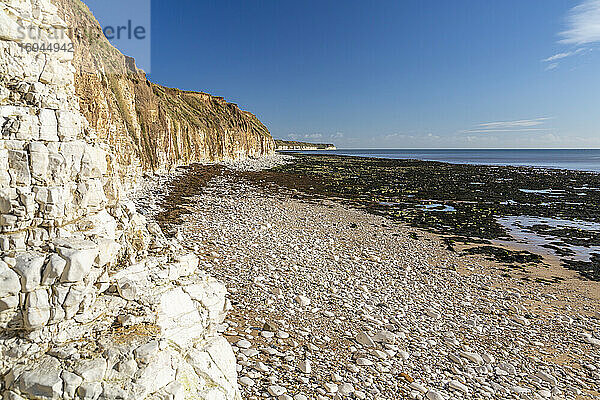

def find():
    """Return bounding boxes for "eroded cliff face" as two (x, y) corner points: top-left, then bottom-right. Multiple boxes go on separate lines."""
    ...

(0, 0), (255, 398)
(55, 0), (274, 184)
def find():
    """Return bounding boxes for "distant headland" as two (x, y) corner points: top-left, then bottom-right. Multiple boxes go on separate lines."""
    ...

(275, 139), (337, 150)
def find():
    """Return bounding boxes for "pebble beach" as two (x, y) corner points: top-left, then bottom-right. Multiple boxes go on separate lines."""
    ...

(141, 156), (600, 400)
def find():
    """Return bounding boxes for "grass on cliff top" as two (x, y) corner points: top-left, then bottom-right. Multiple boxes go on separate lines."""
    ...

(153, 85), (272, 138)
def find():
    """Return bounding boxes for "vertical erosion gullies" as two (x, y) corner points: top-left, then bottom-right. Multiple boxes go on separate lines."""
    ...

(0, 0), (265, 398)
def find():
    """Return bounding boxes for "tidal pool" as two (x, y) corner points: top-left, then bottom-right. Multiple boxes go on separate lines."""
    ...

(497, 215), (600, 262)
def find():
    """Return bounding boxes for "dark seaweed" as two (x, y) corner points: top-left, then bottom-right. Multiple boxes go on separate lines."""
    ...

(462, 246), (543, 265)
(527, 225), (600, 247)
(154, 164), (224, 236)
(562, 253), (600, 281)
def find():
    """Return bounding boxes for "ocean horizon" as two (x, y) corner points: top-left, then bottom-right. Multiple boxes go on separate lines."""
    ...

(286, 148), (600, 172)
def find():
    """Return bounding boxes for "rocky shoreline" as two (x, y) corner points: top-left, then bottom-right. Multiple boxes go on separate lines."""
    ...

(148, 157), (600, 400)
(266, 154), (600, 282)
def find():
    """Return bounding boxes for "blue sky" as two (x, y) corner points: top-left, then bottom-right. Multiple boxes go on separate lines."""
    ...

(88, 0), (600, 149)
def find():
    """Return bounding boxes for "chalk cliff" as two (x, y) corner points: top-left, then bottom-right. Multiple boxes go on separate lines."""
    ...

(57, 0), (274, 187)
(0, 0), (272, 398)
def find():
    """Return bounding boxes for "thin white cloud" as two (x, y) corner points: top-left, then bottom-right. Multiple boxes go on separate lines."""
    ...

(476, 118), (552, 129)
(461, 118), (553, 134)
(560, 0), (600, 45)
(304, 133), (323, 139)
(542, 48), (585, 62)
(461, 128), (550, 134)
(543, 51), (572, 62)
(541, 1), (599, 69)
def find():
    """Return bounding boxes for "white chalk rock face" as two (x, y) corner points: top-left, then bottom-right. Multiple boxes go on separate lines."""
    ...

(135, 350), (177, 398)
(184, 279), (227, 324)
(96, 238), (121, 267)
(80, 146), (108, 179)
(55, 239), (99, 282)
(0, 150), (10, 186)
(114, 262), (149, 300)
(8, 149), (31, 186)
(72, 358), (108, 382)
(134, 340), (159, 364)
(77, 382), (102, 400)
(29, 141), (50, 182)
(13, 252), (45, 292)
(61, 371), (83, 398)
(168, 253), (199, 279)
(16, 356), (64, 398)
(23, 288), (51, 328)
(0, 8), (24, 42)
(187, 337), (241, 400)
(56, 110), (82, 140)
(116, 277), (141, 301)
(40, 58), (73, 87)
(157, 287), (205, 348)
(41, 254), (67, 285)
(60, 141), (85, 177)
(0, 295), (19, 312)
(38, 109), (59, 141)
(62, 283), (87, 319)
(0, 260), (21, 297)
(86, 210), (118, 240)
(0, 187), (13, 213)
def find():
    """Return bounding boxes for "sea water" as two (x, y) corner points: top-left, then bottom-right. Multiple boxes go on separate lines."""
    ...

(289, 149), (600, 172)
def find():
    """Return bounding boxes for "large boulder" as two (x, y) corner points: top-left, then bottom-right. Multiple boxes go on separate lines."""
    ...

(134, 350), (177, 398)
(72, 358), (107, 382)
(114, 262), (149, 301)
(41, 254), (67, 285)
(184, 279), (227, 325)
